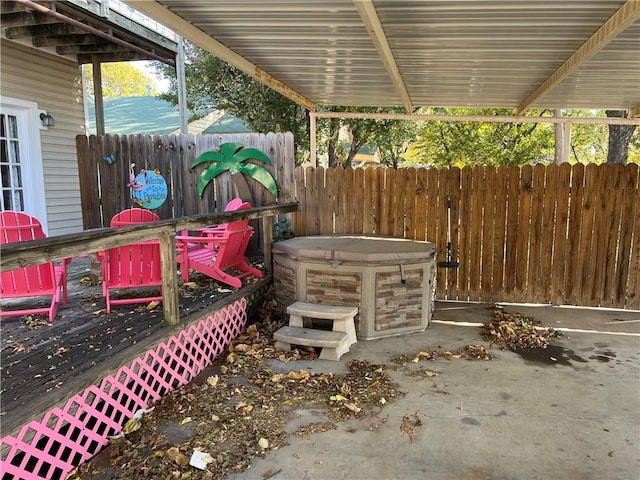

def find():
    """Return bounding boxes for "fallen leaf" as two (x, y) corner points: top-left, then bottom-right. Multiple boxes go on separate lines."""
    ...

(400, 415), (415, 442)
(344, 403), (361, 414)
(166, 447), (189, 467)
(258, 437), (269, 450)
(329, 394), (348, 402)
(146, 300), (160, 310)
(122, 418), (141, 435)
(287, 370), (310, 381)
(180, 417), (192, 425)
(206, 375), (219, 387)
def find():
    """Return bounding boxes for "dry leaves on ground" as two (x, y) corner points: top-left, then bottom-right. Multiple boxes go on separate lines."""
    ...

(399, 411), (423, 443)
(69, 290), (399, 480)
(483, 305), (560, 350)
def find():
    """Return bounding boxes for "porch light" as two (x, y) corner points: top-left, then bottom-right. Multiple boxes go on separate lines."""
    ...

(39, 112), (54, 127)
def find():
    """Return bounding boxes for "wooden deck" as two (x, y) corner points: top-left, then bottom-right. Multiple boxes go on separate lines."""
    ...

(0, 256), (268, 436)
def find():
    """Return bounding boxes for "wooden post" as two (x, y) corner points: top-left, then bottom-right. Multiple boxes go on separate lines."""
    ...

(92, 55), (105, 136)
(262, 215), (273, 274)
(310, 112), (317, 166)
(160, 234), (180, 326)
(562, 122), (572, 163)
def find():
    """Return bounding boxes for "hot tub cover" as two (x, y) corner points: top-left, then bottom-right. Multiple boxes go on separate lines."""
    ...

(272, 235), (436, 262)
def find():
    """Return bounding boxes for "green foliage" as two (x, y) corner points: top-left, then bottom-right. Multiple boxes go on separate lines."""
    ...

(316, 106), (418, 167)
(193, 142), (278, 198)
(153, 44), (309, 162)
(83, 63), (157, 98)
(404, 108), (555, 167)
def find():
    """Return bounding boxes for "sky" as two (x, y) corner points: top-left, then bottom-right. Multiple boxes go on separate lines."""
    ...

(131, 60), (170, 94)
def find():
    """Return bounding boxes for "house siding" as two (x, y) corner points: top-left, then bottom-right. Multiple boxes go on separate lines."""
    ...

(0, 39), (84, 235)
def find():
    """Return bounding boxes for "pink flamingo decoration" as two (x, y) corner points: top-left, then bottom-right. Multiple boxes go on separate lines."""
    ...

(127, 163), (146, 192)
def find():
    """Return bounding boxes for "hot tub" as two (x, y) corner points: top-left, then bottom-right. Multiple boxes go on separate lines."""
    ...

(272, 235), (437, 340)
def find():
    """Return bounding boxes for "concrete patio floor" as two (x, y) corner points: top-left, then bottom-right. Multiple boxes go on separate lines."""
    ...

(230, 301), (640, 480)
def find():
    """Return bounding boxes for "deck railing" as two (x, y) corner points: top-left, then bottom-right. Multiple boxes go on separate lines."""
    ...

(0, 203), (298, 325)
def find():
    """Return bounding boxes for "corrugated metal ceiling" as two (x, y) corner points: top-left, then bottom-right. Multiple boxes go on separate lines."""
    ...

(130, 0), (640, 114)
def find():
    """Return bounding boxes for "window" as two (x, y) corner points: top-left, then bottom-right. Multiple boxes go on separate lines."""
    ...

(0, 112), (24, 211)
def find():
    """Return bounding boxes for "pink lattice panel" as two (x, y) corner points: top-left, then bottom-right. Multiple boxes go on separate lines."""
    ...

(0, 298), (248, 480)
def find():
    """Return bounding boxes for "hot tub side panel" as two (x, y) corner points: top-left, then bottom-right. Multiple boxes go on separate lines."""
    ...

(273, 251), (435, 340)
(375, 267), (426, 331)
(273, 255), (297, 307)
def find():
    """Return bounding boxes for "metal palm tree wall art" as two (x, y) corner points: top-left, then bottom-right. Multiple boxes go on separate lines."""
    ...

(192, 142), (279, 199)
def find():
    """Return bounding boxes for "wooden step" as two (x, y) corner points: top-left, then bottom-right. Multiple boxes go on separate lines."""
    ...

(273, 326), (350, 361)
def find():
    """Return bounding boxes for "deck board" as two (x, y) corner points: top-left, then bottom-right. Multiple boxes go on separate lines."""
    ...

(0, 256), (265, 436)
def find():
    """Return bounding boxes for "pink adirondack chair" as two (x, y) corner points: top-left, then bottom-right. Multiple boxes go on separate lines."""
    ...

(97, 208), (163, 313)
(0, 211), (69, 322)
(176, 200), (263, 288)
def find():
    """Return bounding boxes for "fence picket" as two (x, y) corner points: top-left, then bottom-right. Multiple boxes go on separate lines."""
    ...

(601, 164), (624, 307)
(480, 166), (496, 302)
(565, 164), (585, 304)
(540, 164), (558, 304)
(615, 165), (638, 307)
(469, 167), (484, 301)
(491, 166), (507, 301)
(528, 164), (546, 301)
(578, 164), (599, 305)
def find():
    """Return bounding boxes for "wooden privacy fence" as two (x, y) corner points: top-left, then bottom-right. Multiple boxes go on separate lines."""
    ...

(76, 132), (296, 228)
(287, 163), (639, 310)
(75, 132), (638, 309)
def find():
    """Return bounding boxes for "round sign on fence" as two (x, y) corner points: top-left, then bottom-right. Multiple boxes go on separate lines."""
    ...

(131, 169), (167, 209)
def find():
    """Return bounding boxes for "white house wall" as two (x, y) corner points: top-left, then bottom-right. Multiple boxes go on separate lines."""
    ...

(0, 39), (84, 236)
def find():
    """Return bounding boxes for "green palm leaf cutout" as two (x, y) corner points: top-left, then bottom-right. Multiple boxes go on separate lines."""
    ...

(233, 147), (273, 165)
(192, 150), (224, 167)
(197, 163), (227, 198)
(192, 142), (279, 198)
(238, 163), (279, 197)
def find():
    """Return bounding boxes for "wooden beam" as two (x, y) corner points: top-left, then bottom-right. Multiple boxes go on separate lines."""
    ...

(126, 0), (316, 112)
(517, 0), (640, 114)
(0, 11), (60, 27)
(353, 0), (413, 113)
(14, 0), (176, 65)
(4, 23), (83, 39)
(58, 44), (129, 55)
(77, 52), (160, 63)
(312, 110), (640, 125)
(33, 33), (93, 47)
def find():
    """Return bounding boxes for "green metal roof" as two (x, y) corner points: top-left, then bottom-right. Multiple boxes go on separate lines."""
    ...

(87, 96), (185, 135)
(202, 112), (253, 134)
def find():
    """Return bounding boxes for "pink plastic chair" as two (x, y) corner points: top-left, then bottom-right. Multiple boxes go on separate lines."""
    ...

(176, 199), (263, 288)
(0, 211), (69, 322)
(97, 208), (163, 313)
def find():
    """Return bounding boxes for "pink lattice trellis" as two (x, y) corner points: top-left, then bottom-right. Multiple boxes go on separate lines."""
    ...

(1, 299), (247, 480)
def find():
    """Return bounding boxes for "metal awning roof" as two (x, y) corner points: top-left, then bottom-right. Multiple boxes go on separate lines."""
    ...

(130, 1), (639, 115)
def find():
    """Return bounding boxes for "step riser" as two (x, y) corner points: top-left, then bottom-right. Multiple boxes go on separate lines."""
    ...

(275, 302), (360, 361)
